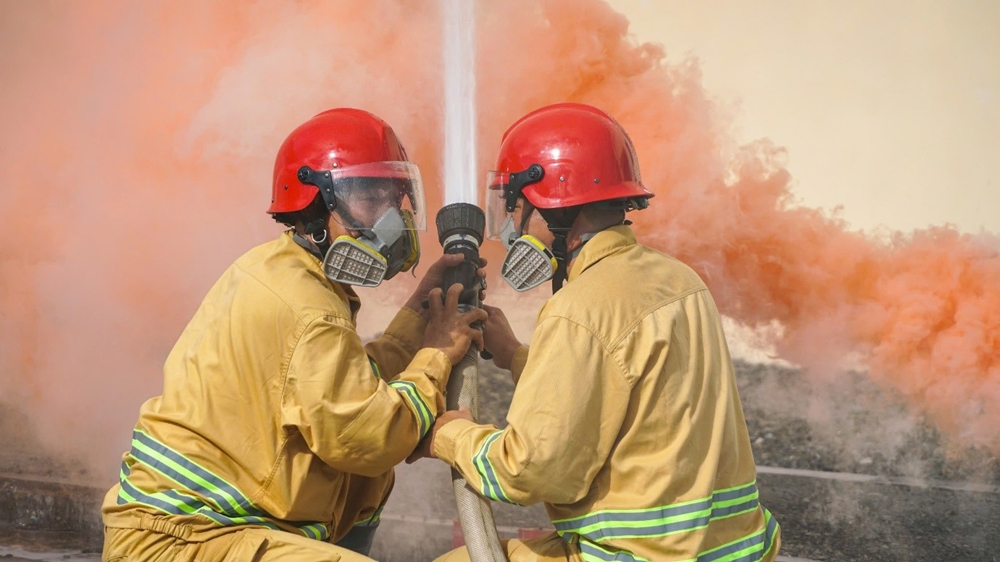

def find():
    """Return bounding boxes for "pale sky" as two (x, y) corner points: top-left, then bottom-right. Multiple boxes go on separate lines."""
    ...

(607, 0), (999, 234)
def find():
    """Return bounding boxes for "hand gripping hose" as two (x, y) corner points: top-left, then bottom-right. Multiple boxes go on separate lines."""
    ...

(436, 203), (507, 561)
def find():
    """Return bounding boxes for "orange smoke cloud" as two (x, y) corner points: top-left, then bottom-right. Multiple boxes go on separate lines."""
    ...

(1, 0), (997, 479)
(476, 0), (1000, 453)
(0, 0), (448, 475)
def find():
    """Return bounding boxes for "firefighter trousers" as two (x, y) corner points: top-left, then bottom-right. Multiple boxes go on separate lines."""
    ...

(102, 513), (374, 562)
(434, 532), (582, 562)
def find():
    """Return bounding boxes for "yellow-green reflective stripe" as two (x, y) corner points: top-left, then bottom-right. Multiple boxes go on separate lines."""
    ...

(126, 433), (329, 540)
(134, 429), (257, 516)
(388, 380), (432, 438)
(119, 472), (326, 539)
(117, 461), (284, 531)
(577, 539), (648, 562)
(355, 506), (383, 526)
(554, 482), (758, 541)
(132, 430), (250, 516)
(554, 481), (756, 526)
(569, 502), (778, 562)
(131, 438), (224, 509)
(761, 508), (779, 558)
(121, 475), (283, 530)
(368, 357), (382, 379)
(472, 430), (517, 505)
(697, 507), (778, 562)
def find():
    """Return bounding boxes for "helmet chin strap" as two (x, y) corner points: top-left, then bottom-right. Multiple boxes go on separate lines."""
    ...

(547, 231), (568, 292)
(535, 207), (579, 293)
(550, 228), (614, 291)
(542, 209), (625, 292)
(519, 202), (617, 293)
(294, 217), (332, 260)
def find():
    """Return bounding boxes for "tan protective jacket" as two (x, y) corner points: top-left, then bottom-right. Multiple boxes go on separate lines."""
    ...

(102, 231), (451, 544)
(435, 226), (780, 562)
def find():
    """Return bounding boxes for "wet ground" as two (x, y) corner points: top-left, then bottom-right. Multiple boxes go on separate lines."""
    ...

(2, 359), (998, 561)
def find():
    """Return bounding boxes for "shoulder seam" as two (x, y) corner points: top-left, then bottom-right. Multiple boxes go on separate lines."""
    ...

(536, 315), (632, 386)
(608, 285), (706, 350)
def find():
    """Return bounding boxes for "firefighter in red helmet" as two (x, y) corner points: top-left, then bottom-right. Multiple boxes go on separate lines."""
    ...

(101, 108), (487, 561)
(417, 103), (781, 561)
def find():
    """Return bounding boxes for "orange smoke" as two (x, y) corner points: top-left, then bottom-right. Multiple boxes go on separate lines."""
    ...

(1, 0), (997, 479)
(0, 0), (448, 476)
(475, 0), (1000, 453)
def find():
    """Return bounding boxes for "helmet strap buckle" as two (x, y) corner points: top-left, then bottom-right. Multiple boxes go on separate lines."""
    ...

(503, 164), (545, 213)
(302, 218), (332, 256)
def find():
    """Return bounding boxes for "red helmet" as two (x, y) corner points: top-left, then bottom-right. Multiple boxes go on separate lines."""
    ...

(485, 103), (653, 240)
(269, 108), (412, 214)
(490, 103), (653, 210)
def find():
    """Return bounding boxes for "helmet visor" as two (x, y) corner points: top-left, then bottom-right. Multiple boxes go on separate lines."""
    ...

(485, 170), (512, 239)
(328, 161), (426, 231)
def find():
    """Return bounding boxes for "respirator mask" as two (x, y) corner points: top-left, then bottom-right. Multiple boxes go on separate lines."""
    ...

(298, 162), (425, 287)
(486, 167), (557, 292)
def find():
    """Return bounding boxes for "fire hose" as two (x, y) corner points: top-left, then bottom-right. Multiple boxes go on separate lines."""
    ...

(435, 203), (508, 562)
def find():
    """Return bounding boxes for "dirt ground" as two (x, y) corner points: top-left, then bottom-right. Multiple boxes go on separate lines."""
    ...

(2, 359), (998, 561)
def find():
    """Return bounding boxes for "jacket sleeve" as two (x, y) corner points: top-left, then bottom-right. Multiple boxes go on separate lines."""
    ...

(281, 314), (452, 477)
(509, 345), (530, 385)
(433, 315), (631, 506)
(364, 306), (427, 381)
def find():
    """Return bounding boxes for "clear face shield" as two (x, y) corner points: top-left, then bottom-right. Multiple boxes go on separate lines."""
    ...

(322, 161), (426, 287)
(485, 171), (557, 292)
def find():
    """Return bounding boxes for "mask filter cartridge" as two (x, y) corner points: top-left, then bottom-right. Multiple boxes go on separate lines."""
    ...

(323, 236), (389, 287)
(500, 236), (557, 292)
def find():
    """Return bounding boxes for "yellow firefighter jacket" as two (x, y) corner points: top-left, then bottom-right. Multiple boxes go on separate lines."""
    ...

(102, 230), (451, 545)
(435, 225), (780, 562)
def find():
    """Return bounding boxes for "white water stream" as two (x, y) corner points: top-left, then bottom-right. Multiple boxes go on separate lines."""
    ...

(442, 0), (477, 205)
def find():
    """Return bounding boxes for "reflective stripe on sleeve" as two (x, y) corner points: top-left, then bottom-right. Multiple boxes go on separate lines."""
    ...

(387, 380), (432, 438)
(472, 430), (519, 505)
(368, 357), (382, 379)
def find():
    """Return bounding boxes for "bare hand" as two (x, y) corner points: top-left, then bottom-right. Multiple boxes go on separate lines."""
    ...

(482, 304), (521, 370)
(407, 407), (474, 463)
(423, 284), (489, 365)
(405, 254), (488, 316)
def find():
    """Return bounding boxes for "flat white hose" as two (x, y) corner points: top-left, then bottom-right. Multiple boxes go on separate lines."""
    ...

(447, 341), (507, 561)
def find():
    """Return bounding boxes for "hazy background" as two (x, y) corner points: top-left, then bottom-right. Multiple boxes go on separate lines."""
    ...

(0, 0), (997, 484)
(611, 0), (999, 234)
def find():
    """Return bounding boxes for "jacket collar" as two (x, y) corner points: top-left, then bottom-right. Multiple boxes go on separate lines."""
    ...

(566, 225), (637, 284)
(281, 231), (362, 320)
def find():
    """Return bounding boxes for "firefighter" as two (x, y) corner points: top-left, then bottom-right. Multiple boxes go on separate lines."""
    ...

(417, 103), (781, 561)
(101, 108), (488, 561)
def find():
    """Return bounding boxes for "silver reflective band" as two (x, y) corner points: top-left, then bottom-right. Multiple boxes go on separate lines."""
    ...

(324, 236), (389, 287)
(501, 236), (557, 292)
